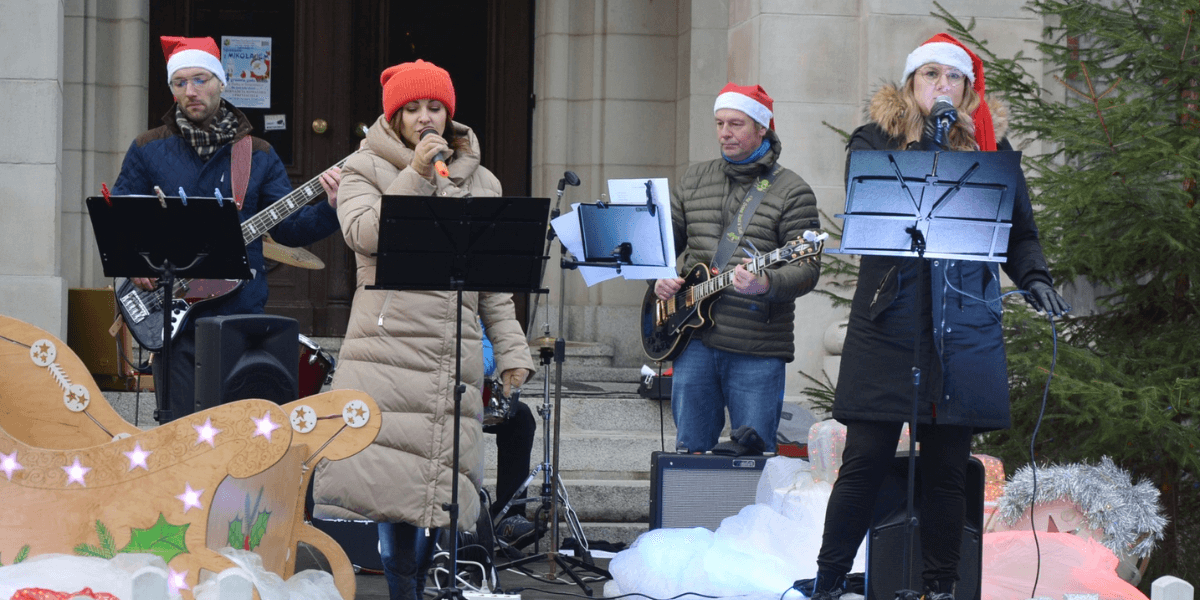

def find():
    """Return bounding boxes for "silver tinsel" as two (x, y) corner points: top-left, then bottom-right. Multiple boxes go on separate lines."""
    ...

(996, 456), (1167, 558)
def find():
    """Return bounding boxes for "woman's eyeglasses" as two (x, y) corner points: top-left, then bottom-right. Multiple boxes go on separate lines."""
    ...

(170, 75), (214, 90)
(917, 67), (967, 88)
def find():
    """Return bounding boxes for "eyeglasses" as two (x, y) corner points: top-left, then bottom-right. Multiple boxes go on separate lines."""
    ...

(170, 75), (214, 90)
(917, 67), (967, 88)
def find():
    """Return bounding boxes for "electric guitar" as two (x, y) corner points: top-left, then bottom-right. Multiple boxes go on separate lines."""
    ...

(115, 156), (350, 351)
(640, 233), (825, 362)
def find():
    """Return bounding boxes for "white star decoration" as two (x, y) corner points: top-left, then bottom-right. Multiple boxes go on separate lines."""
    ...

(63, 457), (90, 487)
(253, 411), (281, 441)
(176, 482), (204, 513)
(194, 417), (221, 447)
(1, 451), (22, 480)
(123, 443), (152, 471)
(168, 567), (189, 593)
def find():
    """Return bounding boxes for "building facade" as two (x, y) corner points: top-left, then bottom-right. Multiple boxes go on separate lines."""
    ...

(2, 0), (1044, 406)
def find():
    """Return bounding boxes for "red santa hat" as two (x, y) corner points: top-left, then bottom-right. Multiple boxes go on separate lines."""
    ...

(903, 33), (996, 151)
(713, 82), (774, 130)
(161, 36), (227, 86)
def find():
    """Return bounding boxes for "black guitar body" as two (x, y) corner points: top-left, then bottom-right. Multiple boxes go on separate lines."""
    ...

(639, 263), (714, 362)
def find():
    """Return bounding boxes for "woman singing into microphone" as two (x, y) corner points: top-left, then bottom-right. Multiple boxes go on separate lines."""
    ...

(312, 59), (535, 600)
(807, 34), (1069, 599)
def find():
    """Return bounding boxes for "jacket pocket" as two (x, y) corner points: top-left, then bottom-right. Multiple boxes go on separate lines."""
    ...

(866, 265), (899, 321)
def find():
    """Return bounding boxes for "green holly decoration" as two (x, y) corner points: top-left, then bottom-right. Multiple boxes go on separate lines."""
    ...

(227, 487), (271, 551)
(120, 513), (190, 564)
(1, 545), (31, 565)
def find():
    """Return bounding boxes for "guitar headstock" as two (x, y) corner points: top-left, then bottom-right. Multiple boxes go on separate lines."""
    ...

(778, 231), (827, 264)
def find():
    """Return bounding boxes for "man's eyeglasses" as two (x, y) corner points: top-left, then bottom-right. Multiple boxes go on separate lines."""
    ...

(917, 67), (967, 88)
(170, 75), (214, 90)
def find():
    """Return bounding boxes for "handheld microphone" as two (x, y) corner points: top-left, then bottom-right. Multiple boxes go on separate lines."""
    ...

(933, 95), (956, 130)
(419, 129), (450, 178)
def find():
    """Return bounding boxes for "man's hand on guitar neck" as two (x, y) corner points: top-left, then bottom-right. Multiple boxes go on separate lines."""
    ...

(655, 277), (685, 301)
(732, 259), (770, 295)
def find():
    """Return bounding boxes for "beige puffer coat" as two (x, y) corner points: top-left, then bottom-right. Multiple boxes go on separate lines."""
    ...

(312, 115), (536, 530)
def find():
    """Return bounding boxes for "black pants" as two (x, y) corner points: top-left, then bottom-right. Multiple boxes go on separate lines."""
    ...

(151, 327), (198, 422)
(483, 399), (536, 520)
(816, 420), (973, 583)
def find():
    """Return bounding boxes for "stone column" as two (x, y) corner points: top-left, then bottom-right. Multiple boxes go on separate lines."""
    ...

(0, 0), (67, 336)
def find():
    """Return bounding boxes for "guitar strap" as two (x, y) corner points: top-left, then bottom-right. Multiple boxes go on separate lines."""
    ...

(231, 135), (252, 210)
(709, 164), (783, 275)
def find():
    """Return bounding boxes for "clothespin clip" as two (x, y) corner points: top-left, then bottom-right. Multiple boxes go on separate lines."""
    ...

(153, 186), (168, 208)
(177, 187), (188, 206)
(101, 183), (111, 207)
(213, 188), (224, 207)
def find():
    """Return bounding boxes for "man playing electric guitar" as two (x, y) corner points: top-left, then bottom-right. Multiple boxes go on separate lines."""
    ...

(652, 82), (821, 454)
(111, 36), (341, 421)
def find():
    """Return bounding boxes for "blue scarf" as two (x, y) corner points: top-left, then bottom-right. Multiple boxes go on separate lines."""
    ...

(724, 139), (771, 165)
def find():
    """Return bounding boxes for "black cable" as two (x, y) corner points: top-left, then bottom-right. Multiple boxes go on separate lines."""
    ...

(507, 587), (732, 600)
(941, 272), (1059, 600)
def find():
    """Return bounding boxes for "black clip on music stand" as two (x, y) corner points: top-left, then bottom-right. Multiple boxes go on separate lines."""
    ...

(834, 148), (1022, 593)
(371, 194), (550, 600)
(85, 195), (251, 424)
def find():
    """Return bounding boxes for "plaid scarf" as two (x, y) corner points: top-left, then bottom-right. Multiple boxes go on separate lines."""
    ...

(176, 104), (240, 162)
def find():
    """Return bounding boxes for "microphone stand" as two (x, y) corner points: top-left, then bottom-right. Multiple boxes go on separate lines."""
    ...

(528, 172), (580, 340)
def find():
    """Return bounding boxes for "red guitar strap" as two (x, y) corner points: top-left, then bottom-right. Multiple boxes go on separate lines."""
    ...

(231, 135), (252, 210)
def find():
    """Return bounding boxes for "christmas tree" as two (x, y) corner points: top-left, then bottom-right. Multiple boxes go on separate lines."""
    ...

(934, 0), (1200, 585)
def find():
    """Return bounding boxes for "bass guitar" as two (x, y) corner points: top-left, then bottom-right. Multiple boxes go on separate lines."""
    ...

(115, 156), (350, 351)
(640, 232), (825, 362)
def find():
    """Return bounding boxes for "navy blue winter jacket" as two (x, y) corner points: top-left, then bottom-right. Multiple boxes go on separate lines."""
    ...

(111, 102), (339, 325)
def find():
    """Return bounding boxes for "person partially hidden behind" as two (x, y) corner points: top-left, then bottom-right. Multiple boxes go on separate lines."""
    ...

(481, 327), (538, 547)
(654, 82), (822, 454)
(807, 33), (1070, 600)
(112, 36), (341, 421)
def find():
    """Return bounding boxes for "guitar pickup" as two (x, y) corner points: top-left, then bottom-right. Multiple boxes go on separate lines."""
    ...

(119, 291), (150, 323)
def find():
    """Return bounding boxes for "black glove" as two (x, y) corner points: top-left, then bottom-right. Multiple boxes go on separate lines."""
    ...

(915, 101), (958, 150)
(1025, 281), (1071, 317)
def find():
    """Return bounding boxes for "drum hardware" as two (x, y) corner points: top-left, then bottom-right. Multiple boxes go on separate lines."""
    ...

(297, 333), (336, 398)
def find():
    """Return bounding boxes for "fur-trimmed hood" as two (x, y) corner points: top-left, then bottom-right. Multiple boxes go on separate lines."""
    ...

(866, 83), (1010, 143)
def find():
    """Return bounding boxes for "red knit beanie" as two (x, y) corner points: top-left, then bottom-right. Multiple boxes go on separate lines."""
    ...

(905, 33), (996, 151)
(380, 59), (456, 122)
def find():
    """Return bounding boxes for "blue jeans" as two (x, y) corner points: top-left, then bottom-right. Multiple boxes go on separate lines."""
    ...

(671, 340), (786, 453)
(378, 522), (438, 600)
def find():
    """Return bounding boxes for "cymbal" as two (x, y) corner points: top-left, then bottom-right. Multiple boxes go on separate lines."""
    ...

(263, 235), (325, 270)
(530, 336), (589, 350)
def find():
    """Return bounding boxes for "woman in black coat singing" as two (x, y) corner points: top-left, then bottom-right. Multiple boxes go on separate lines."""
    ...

(808, 33), (1070, 600)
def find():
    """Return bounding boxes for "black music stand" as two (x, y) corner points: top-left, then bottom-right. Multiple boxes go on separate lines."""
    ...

(371, 195), (550, 600)
(85, 195), (250, 423)
(833, 149), (1022, 593)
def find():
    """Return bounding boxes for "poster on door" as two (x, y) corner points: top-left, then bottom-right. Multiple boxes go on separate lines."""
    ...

(220, 36), (272, 109)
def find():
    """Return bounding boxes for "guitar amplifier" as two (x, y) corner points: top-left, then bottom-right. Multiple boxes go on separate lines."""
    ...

(649, 451), (768, 531)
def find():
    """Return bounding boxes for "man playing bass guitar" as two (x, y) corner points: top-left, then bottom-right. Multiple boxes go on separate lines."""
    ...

(651, 82), (821, 454)
(112, 36), (342, 421)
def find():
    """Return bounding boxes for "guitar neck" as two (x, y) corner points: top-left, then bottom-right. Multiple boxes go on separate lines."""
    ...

(692, 247), (788, 302)
(239, 157), (350, 245)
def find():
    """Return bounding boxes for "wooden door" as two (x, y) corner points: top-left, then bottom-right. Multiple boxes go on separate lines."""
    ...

(148, 0), (534, 337)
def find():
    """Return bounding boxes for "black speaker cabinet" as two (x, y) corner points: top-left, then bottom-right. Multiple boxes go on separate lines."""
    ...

(865, 454), (984, 600)
(649, 451), (768, 531)
(194, 314), (299, 411)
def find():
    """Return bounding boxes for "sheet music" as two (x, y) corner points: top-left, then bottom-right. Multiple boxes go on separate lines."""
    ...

(549, 178), (677, 286)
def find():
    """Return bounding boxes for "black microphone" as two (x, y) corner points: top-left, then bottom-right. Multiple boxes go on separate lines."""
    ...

(933, 95), (956, 131)
(556, 170), (581, 199)
(419, 128), (449, 177)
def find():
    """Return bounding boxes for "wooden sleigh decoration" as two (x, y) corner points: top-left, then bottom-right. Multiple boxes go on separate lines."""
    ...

(0, 314), (379, 599)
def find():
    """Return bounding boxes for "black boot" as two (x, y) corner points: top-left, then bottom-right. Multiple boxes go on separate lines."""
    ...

(922, 578), (956, 600)
(807, 571), (847, 600)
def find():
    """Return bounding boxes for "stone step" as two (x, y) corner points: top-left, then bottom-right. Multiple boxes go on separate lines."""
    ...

(484, 479), (650, 524)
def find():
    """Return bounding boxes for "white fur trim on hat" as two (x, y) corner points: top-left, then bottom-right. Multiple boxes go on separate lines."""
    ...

(714, 92), (772, 129)
(167, 48), (227, 85)
(902, 41), (972, 83)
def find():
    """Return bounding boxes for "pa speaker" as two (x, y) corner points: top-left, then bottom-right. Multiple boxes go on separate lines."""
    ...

(865, 454), (984, 600)
(649, 451), (768, 531)
(194, 314), (299, 411)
